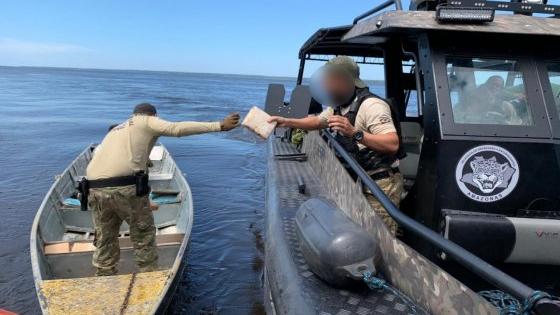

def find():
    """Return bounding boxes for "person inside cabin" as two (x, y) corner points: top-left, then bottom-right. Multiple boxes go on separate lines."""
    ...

(85, 103), (240, 276)
(268, 56), (404, 235)
(454, 75), (523, 125)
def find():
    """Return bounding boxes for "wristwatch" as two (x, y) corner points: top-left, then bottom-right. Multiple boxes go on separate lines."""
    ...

(353, 130), (364, 142)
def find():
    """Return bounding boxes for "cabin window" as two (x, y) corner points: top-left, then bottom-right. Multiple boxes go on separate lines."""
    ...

(403, 63), (421, 118)
(446, 57), (533, 126)
(405, 90), (420, 117)
(545, 64), (560, 118)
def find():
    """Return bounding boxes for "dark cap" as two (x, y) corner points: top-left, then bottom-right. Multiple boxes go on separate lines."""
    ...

(325, 56), (367, 88)
(133, 103), (157, 116)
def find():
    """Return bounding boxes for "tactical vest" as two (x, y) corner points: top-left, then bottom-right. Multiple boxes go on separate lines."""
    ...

(333, 88), (406, 173)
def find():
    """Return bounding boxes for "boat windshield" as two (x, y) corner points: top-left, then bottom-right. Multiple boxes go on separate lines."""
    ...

(545, 63), (560, 119)
(446, 57), (533, 126)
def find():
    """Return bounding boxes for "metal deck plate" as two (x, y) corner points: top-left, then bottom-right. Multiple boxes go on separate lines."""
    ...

(39, 270), (170, 315)
(268, 139), (425, 315)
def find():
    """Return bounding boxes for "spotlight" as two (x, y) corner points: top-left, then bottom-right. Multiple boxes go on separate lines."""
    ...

(436, 7), (495, 23)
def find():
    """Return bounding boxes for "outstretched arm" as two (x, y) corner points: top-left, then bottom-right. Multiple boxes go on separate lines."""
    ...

(267, 115), (326, 130)
(147, 113), (240, 137)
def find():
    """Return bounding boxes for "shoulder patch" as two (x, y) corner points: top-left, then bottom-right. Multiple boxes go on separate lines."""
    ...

(111, 121), (127, 131)
(378, 113), (393, 124)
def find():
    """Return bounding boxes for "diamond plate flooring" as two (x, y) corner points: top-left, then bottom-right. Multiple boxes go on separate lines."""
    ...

(268, 139), (427, 315)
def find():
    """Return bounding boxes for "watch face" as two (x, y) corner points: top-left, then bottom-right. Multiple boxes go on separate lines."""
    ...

(354, 131), (363, 141)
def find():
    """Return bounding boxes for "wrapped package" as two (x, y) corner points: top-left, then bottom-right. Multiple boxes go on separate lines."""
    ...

(242, 106), (277, 139)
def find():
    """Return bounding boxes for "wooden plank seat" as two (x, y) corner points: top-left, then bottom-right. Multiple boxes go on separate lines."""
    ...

(44, 233), (184, 255)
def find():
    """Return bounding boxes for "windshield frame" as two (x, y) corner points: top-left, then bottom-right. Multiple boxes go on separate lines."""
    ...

(432, 52), (551, 139)
(536, 61), (560, 139)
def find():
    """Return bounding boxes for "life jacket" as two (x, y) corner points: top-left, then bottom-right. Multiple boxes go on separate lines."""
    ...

(333, 87), (406, 173)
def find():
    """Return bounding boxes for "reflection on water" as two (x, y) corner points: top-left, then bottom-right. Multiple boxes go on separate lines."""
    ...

(0, 66), (293, 314)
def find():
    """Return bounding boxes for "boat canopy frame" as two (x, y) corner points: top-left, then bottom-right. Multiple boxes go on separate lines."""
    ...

(296, 25), (386, 85)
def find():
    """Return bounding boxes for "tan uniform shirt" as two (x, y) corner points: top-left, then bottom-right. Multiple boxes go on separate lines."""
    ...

(86, 115), (221, 180)
(319, 97), (397, 150)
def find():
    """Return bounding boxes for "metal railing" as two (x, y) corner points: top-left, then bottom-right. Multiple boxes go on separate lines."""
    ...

(353, 0), (403, 24)
(321, 130), (559, 312)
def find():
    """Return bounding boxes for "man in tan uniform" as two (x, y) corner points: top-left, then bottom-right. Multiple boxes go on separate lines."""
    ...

(268, 56), (404, 235)
(86, 103), (240, 276)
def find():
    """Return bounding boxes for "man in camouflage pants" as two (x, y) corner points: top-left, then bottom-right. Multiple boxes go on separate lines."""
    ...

(88, 185), (156, 275)
(86, 103), (240, 276)
(365, 173), (403, 235)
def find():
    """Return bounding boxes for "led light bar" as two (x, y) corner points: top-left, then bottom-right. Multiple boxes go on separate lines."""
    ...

(436, 6), (495, 23)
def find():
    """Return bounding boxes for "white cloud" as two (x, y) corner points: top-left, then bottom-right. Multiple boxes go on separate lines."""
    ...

(0, 38), (89, 55)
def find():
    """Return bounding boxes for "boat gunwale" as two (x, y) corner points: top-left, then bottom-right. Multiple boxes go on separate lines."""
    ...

(30, 144), (93, 312)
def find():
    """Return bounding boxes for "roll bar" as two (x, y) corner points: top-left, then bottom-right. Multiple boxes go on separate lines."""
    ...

(353, 0), (403, 24)
(321, 130), (560, 314)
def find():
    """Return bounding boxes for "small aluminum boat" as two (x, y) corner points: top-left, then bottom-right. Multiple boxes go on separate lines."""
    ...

(30, 144), (192, 315)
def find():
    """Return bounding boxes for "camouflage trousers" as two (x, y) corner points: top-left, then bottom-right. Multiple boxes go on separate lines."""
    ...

(88, 185), (158, 276)
(364, 172), (404, 236)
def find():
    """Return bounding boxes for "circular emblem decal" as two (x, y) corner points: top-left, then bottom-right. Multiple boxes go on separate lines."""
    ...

(455, 145), (519, 203)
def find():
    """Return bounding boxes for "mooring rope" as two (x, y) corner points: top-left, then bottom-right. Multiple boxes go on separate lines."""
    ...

(363, 271), (556, 315)
(479, 290), (521, 315)
(478, 289), (555, 315)
(362, 271), (418, 314)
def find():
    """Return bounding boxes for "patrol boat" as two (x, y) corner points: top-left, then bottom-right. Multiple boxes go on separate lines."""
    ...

(264, 1), (560, 314)
(30, 144), (191, 314)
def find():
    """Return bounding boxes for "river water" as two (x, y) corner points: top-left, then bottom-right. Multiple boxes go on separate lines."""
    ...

(0, 66), (294, 314)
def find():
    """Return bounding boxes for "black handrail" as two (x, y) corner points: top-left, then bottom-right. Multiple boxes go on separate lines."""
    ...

(322, 130), (535, 300)
(353, 0), (403, 25)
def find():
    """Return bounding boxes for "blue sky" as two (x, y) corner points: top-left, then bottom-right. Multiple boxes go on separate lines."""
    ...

(0, 1), (401, 79)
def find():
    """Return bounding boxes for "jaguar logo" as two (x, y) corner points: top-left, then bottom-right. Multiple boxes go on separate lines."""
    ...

(469, 156), (511, 194)
(455, 145), (519, 203)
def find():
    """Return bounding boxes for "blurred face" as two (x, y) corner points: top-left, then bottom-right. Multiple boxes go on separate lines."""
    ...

(323, 69), (355, 106)
(325, 72), (353, 96)
(310, 66), (356, 106)
(486, 76), (504, 95)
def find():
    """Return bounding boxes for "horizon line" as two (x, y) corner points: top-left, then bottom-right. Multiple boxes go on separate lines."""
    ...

(0, 64), (298, 80)
(0, 64), (385, 83)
